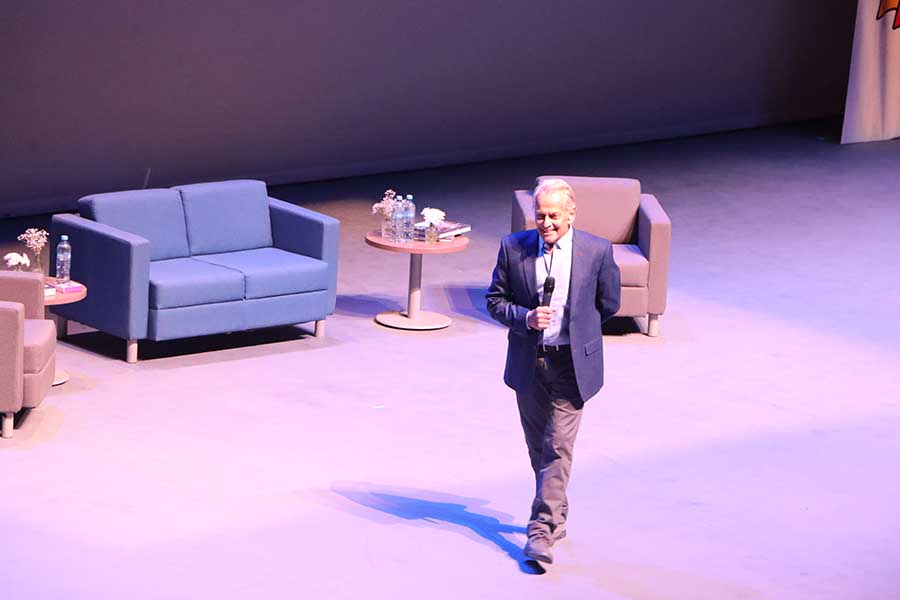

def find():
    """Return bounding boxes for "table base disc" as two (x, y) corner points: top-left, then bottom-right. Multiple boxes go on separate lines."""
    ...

(375, 311), (452, 330)
(52, 369), (70, 386)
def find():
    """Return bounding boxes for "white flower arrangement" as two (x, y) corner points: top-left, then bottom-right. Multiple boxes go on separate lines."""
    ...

(17, 228), (49, 255)
(372, 188), (399, 217)
(4, 252), (31, 270)
(420, 207), (446, 227)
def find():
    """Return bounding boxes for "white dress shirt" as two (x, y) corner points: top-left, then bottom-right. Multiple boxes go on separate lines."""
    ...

(535, 227), (573, 346)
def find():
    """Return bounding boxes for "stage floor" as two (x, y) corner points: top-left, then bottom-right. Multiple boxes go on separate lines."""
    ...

(3, 121), (899, 599)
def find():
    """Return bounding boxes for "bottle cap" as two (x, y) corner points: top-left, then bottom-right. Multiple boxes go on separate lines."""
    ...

(61, 235), (69, 241)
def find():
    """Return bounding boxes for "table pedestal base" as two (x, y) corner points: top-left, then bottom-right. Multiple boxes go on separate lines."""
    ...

(52, 368), (70, 386)
(375, 310), (452, 330)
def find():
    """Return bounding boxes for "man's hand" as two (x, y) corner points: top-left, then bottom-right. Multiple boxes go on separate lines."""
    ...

(527, 306), (554, 330)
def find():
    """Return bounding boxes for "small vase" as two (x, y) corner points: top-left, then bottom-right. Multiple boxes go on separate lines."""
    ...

(381, 214), (393, 240)
(425, 224), (439, 244)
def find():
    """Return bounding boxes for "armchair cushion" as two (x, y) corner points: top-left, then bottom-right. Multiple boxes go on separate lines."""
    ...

(176, 180), (273, 255)
(612, 244), (650, 287)
(23, 319), (56, 374)
(149, 258), (245, 309)
(79, 189), (190, 261)
(194, 248), (330, 299)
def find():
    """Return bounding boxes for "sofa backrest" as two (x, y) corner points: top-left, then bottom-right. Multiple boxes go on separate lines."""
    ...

(174, 180), (273, 255)
(535, 176), (641, 244)
(79, 189), (190, 261)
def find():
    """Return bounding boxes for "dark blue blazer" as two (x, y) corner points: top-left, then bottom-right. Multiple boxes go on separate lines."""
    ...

(486, 229), (621, 402)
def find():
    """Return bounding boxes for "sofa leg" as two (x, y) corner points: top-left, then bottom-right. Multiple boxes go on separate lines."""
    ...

(314, 320), (325, 338)
(126, 339), (138, 363)
(647, 314), (661, 337)
(2, 412), (13, 438)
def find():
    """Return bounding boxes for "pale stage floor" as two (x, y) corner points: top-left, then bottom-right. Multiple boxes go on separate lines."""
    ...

(3, 122), (900, 599)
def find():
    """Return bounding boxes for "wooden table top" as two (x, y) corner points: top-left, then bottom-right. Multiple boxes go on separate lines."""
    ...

(44, 277), (87, 306)
(365, 232), (469, 254)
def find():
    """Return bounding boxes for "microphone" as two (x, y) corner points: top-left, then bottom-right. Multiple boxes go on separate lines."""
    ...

(541, 276), (555, 307)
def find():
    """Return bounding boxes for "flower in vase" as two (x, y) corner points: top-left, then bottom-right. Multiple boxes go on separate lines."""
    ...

(4, 252), (31, 270)
(420, 207), (446, 227)
(372, 188), (399, 217)
(17, 228), (49, 255)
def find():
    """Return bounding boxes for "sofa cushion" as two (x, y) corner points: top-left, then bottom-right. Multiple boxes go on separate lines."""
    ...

(174, 180), (273, 255)
(23, 319), (55, 374)
(193, 248), (330, 299)
(612, 244), (649, 287)
(149, 258), (245, 309)
(78, 189), (190, 261)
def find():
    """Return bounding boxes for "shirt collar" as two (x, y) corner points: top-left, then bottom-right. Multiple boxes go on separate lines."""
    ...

(538, 226), (574, 255)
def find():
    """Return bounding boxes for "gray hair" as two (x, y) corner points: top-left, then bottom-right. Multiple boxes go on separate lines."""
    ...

(533, 178), (576, 210)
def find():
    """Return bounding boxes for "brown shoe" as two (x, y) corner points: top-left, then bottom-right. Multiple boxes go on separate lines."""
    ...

(524, 535), (553, 563)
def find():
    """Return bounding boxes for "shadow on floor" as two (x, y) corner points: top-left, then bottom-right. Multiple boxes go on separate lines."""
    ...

(334, 294), (402, 317)
(331, 483), (544, 574)
(60, 324), (318, 362)
(443, 285), (496, 325)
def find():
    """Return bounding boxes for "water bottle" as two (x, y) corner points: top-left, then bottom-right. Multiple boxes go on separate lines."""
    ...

(56, 235), (71, 282)
(403, 194), (416, 242)
(391, 197), (406, 242)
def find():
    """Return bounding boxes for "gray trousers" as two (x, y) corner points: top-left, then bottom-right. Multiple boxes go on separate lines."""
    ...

(515, 348), (583, 539)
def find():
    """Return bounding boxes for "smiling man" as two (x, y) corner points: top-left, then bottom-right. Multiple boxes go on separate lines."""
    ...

(486, 178), (620, 564)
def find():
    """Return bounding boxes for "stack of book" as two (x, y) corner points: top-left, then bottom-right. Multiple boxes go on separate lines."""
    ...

(43, 283), (57, 298)
(53, 281), (85, 294)
(413, 221), (471, 241)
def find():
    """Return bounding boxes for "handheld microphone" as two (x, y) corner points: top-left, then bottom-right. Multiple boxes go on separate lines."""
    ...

(541, 276), (556, 307)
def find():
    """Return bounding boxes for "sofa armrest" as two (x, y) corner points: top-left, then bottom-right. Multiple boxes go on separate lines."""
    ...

(637, 194), (671, 315)
(0, 301), (25, 413)
(268, 197), (340, 312)
(0, 271), (44, 319)
(50, 214), (151, 340)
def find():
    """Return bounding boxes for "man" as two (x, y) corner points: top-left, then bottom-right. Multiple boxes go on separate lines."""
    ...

(486, 178), (620, 564)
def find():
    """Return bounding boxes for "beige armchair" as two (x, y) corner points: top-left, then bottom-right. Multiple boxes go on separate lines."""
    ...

(0, 272), (56, 438)
(513, 176), (671, 336)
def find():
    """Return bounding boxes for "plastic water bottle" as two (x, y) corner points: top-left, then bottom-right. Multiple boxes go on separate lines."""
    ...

(403, 194), (416, 242)
(391, 198), (406, 242)
(56, 235), (71, 282)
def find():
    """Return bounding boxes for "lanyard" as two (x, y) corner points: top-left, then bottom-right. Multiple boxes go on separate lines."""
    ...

(541, 243), (555, 281)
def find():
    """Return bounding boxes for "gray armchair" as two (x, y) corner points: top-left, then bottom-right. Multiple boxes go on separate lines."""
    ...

(0, 272), (56, 438)
(513, 176), (671, 336)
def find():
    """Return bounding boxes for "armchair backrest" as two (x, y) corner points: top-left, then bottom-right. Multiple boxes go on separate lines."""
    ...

(513, 176), (641, 244)
(79, 189), (190, 261)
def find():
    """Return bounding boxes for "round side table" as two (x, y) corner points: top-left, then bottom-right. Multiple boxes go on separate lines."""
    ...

(44, 278), (88, 386)
(364, 232), (469, 330)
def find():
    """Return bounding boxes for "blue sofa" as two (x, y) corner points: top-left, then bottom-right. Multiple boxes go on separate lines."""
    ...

(50, 180), (339, 362)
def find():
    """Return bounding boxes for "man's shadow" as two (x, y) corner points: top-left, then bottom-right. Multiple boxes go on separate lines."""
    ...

(331, 484), (545, 574)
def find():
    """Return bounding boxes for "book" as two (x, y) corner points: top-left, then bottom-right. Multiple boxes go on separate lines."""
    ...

(43, 283), (57, 298)
(53, 281), (84, 294)
(413, 220), (471, 239)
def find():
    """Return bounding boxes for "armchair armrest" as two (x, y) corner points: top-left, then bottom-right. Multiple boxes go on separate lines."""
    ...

(0, 301), (25, 413)
(268, 197), (340, 313)
(0, 272), (44, 319)
(50, 214), (151, 340)
(637, 194), (671, 315)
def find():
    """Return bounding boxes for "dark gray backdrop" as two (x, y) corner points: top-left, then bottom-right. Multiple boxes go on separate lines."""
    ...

(1, 1), (855, 216)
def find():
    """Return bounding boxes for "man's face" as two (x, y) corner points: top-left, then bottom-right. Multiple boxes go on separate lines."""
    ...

(534, 190), (575, 247)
